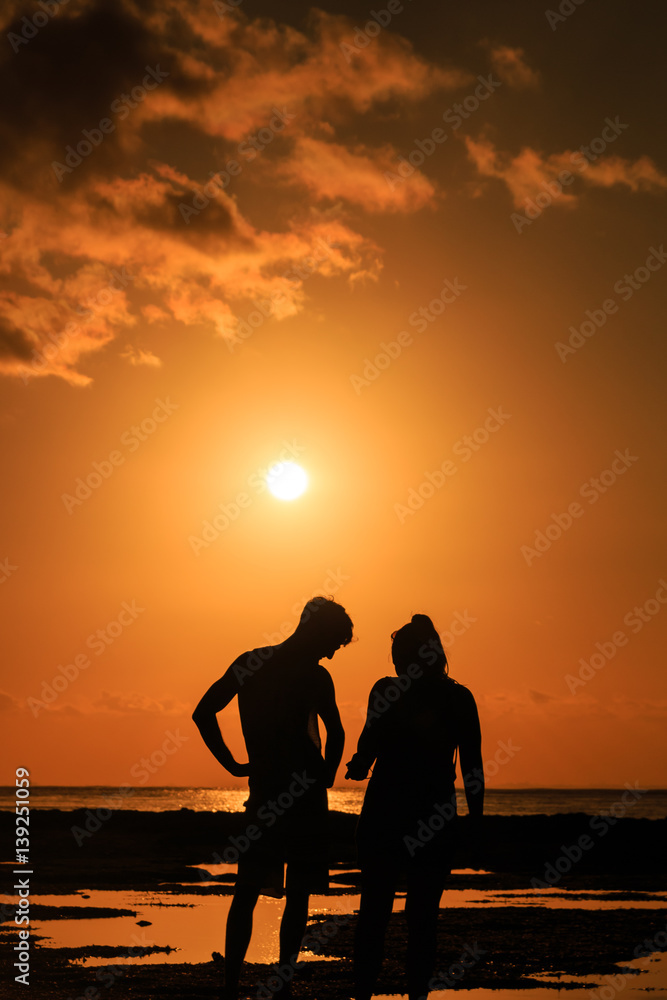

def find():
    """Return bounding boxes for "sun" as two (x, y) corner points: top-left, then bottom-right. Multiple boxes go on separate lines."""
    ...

(266, 461), (309, 501)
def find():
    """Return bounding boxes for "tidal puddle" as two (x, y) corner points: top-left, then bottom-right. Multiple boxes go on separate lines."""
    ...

(377, 948), (667, 997)
(3, 882), (666, 971)
(6, 890), (351, 966)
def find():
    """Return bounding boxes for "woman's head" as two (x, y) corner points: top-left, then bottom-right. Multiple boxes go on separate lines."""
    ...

(391, 613), (448, 678)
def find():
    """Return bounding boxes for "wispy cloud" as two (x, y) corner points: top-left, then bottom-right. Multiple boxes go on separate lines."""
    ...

(278, 137), (437, 211)
(465, 135), (667, 207)
(121, 346), (163, 367)
(487, 44), (540, 90)
(93, 690), (189, 715)
(0, 2), (470, 384)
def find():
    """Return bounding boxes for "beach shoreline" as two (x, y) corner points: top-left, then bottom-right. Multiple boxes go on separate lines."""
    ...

(2, 809), (667, 997)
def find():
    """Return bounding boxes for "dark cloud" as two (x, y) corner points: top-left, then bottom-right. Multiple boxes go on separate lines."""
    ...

(0, 690), (19, 711)
(529, 689), (556, 705)
(0, 316), (33, 361)
(0, 0), (208, 189)
(135, 189), (240, 239)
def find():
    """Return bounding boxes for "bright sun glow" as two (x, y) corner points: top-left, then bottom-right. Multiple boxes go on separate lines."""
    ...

(266, 462), (309, 500)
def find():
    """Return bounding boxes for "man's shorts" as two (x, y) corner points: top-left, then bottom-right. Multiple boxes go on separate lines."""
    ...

(236, 783), (329, 898)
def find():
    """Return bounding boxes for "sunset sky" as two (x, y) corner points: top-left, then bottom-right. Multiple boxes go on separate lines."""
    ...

(1, 0), (666, 790)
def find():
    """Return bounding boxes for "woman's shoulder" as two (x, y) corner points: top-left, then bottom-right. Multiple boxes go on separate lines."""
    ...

(446, 675), (474, 693)
(444, 677), (480, 715)
(367, 673), (477, 702)
(365, 675), (414, 702)
(370, 675), (401, 692)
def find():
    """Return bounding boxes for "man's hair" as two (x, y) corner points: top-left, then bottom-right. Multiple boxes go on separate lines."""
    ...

(298, 596), (354, 646)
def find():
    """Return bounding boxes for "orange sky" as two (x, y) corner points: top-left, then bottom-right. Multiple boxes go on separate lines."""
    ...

(1, 0), (666, 790)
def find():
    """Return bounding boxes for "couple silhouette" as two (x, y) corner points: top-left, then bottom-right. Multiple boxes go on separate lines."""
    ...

(193, 596), (484, 1000)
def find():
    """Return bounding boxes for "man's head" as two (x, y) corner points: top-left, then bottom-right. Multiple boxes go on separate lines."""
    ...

(293, 596), (354, 659)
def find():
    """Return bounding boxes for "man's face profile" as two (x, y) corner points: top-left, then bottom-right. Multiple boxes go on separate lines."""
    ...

(320, 639), (342, 660)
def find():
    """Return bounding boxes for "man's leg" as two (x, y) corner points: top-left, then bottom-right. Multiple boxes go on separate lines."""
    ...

(279, 793), (327, 977)
(354, 873), (397, 1000)
(224, 884), (261, 1000)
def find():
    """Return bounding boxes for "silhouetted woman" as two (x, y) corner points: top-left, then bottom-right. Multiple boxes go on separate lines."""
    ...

(346, 614), (484, 1000)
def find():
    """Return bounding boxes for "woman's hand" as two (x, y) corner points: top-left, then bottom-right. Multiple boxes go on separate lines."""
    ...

(345, 754), (369, 781)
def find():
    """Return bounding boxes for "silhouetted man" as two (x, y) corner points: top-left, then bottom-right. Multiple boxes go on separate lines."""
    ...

(193, 596), (353, 1000)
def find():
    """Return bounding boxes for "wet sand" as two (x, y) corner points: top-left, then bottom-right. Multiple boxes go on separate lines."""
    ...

(1, 809), (666, 997)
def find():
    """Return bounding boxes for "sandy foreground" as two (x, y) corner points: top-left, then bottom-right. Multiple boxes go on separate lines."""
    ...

(2, 809), (667, 998)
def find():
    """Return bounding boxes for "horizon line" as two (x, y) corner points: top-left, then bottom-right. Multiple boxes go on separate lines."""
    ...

(3, 784), (666, 792)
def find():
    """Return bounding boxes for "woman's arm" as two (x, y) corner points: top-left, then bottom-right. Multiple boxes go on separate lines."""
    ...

(458, 686), (484, 818)
(345, 680), (385, 780)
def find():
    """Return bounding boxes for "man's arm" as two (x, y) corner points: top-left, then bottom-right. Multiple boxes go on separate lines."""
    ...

(316, 670), (345, 788)
(458, 686), (484, 819)
(192, 662), (250, 778)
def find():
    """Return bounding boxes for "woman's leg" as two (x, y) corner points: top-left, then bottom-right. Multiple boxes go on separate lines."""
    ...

(279, 887), (310, 969)
(354, 870), (398, 1000)
(405, 868), (446, 1000)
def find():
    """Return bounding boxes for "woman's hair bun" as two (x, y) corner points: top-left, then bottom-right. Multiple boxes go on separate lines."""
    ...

(411, 613), (436, 632)
(392, 613), (448, 677)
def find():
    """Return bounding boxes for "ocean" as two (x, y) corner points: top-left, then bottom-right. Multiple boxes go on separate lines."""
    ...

(1, 786), (665, 817)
